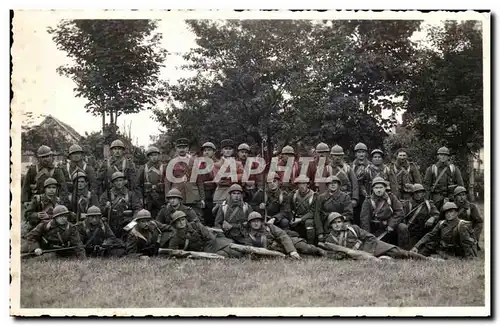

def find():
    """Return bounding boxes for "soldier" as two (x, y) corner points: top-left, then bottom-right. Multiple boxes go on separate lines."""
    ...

(276, 145), (300, 193)
(250, 172), (292, 230)
(235, 212), (302, 259)
(410, 202), (477, 260)
(424, 146), (464, 211)
(156, 189), (200, 225)
(97, 139), (137, 197)
(199, 142), (217, 226)
(137, 146), (165, 219)
(76, 206), (126, 257)
(99, 171), (143, 239)
(22, 145), (67, 204)
(167, 211), (243, 258)
(351, 142), (371, 226)
(21, 205), (86, 259)
(165, 138), (206, 217)
(237, 143), (262, 202)
(314, 176), (353, 243)
(67, 171), (99, 223)
(390, 148), (422, 201)
(213, 139), (243, 205)
(402, 184), (440, 249)
(63, 144), (98, 194)
(307, 142), (331, 193)
(125, 209), (173, 259)
(289, 175), (317, 244)
(324, 212), (431, 260)
(364, 149), (399, 198)
(329, 145), (359, 208)
(453, 186), (483, 246)
(214, 184), (252, 242)
(24, 178), (64, 232)
(360, 177), (409, 249)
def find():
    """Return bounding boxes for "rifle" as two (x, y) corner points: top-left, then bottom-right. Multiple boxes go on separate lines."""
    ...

(21, 245), (83, 258)
(229, 243), (286, 257)
(317, 242), (379, 261)
(158, 248), (226, 259)
(261, 138), (268, 223)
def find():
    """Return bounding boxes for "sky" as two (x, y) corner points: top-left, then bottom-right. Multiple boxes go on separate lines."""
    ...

(12, 11), (435, 147)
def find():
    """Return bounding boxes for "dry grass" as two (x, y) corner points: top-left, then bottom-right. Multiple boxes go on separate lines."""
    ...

(19, 203), (486, 309)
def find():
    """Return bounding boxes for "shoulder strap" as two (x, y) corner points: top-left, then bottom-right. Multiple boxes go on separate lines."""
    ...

(279, 192), (283, 205)
(222, 201), (228, 216)
(243, 203), (248, 215)
(293, 191), (298, 204)
(346, 225), (358, 238)
(122, 159), (127, 172)
(425, 200), (431, 212)
(449, 164), (455, 175)
(432, 164), (438, 178)
(67, 162), (71, 177)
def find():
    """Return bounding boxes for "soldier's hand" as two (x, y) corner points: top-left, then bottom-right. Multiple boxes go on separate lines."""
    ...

(222, 221), (232, 231)
(259, 203), (266, 210)
(34, 248), (43, 256)
(425, 217), (435, 228)
(199, 200), (205, 209)
(351, 200), (357, 207)
(290, 251), (301, 260)
(317, 234), (325, 242)
(410, 247), (418, 253)
(291, 218), (302, 226)
(266, 218), (275, 225)
(37, 212), (49, 220)
(105, 201), (111, 208)
(386, 226), (394, 233)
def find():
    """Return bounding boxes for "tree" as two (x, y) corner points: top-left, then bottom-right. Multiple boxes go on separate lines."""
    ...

(48, 19), (168, 134)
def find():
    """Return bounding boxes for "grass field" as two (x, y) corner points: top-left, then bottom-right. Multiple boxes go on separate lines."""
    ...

(19, 203), (487, 309)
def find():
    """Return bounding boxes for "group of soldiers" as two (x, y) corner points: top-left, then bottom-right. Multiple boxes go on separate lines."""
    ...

(20, 137), (482, 261)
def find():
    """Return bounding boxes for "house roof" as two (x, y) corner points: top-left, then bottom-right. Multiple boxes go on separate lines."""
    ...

(44, 114), (82, 142)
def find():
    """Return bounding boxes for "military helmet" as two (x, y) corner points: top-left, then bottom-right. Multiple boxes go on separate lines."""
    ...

(354, 143), (368, 152)
(86, 205), (102, 216)
(171, 210), (187, 223)
(294, 175), (310, 184)
(68, 144), (83, 156)
(237, 143), (250, 152)
(281, 145), (295, 155)
(412, 184), (426, 193)
(220, 139), (234, 149)
(71, 171), (88, 182)
(111, 171), (125, 182)
(110, 139), (126, 150)
(326, 176), (341, 184)
(146, 146), (160, 156)
(327, 212), (345, 225)
(315, 142), (330, 153)
(371, 149), (384, 157)
(437, 147), (450, 155)
(43, 177), (58, 188)
(441, 202), (458, 213)
(52, 205), (70, 218)
(247, 211), (264, 222)
(228, 183), (243, 193)
(175, 138), (189, 147)
(330, 145), (344, 155)
(453, 186), (467, 197)
(166, 188), (184, 200)
(371, 177), (387, 188)
(135, 209), (153, 221)
(37, 145), (53, 158)
(202, 142), (216, 150)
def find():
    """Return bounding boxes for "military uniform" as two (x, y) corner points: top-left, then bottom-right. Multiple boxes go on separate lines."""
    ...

(137, 161), (165, 219)
(314, 189), (353, 239)
(402, 198), (439, 249)
(351, 147), (371, 226)
(212, 158), (244, 204)
(24, 193), (63, 231)
(390, 161), (421, 200)
(125, 218), (173, 257)
(364, 163), (399, 198)
(455, 200), (483, 244)
(66, 172), (99, 224)
(63, 144), (98, 193)
(250, 188), (292, 230)
(156, 204), (200, 225)
(214, 197), (252, 242)
(199, 142), (217, 226)
(289, 187), (317, 244)
(237, 218), (297, 255)
(329, 163), (359, 204)
(97, 140), (138, 196)
(276, 145), (300, 193)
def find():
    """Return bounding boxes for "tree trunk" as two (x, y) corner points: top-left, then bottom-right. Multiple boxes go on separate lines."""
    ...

(101, 111), (106, 133)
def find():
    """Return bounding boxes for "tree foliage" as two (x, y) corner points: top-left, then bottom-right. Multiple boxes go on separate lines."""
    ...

(48, 19), (168, 129)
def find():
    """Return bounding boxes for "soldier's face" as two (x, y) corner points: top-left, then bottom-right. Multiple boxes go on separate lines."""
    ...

(297, 182), (308, 193)
(238, 150), (249, 160)
(355, 150), (366, 160)
(438, 154), (449, 163)
(455, 192), (467, 204)
(175, 217), (187, 229)
(176, 145), (188, 156)
(331, 155), (342, 165)
(168, 197), (181, 208)
(138, 220), (150, 230)
(445, 209), (458, 220)
(87, 215), (101, 226)
(45, 185), (57, 197)
(372, 184), (386, 197)
(149, 153), (160, 164)
(331, 218), (344, 231)
(111, 148), (123, 157)
(230, 191), (242, 202)
(203, 148), (215, 158)
(328, 182), (339, 192)
(372, 153), (383, 165)
(40, 156), (53, 166)
(317, 151), (328, 158)
(113, 178), (125, 189)
(268, 179), (279, 191)
(413, 190), (425, 201)
(222, 147), (233, 157)
(77, 177), (87, 190)
(397, 152), (407, 162)
(55, 215), (68, 226)
(250, 219), (263, 230)
(69, 152), (82, 162)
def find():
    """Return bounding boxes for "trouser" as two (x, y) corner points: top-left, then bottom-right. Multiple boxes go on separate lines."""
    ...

(185, 203), (203, 222)
(291, 218), (316, 244)
(353, 195), (366, 226)
(372, 222), (410, 250)
(276, 217), (290, 230)
(294, 241), (324, 256)
(383, 247), (429, 260)
(215, 245), (244, 258)
(203, 188), (215, 227)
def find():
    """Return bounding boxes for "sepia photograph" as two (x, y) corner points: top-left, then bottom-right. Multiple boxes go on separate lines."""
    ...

(9, 9), (490, 317)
